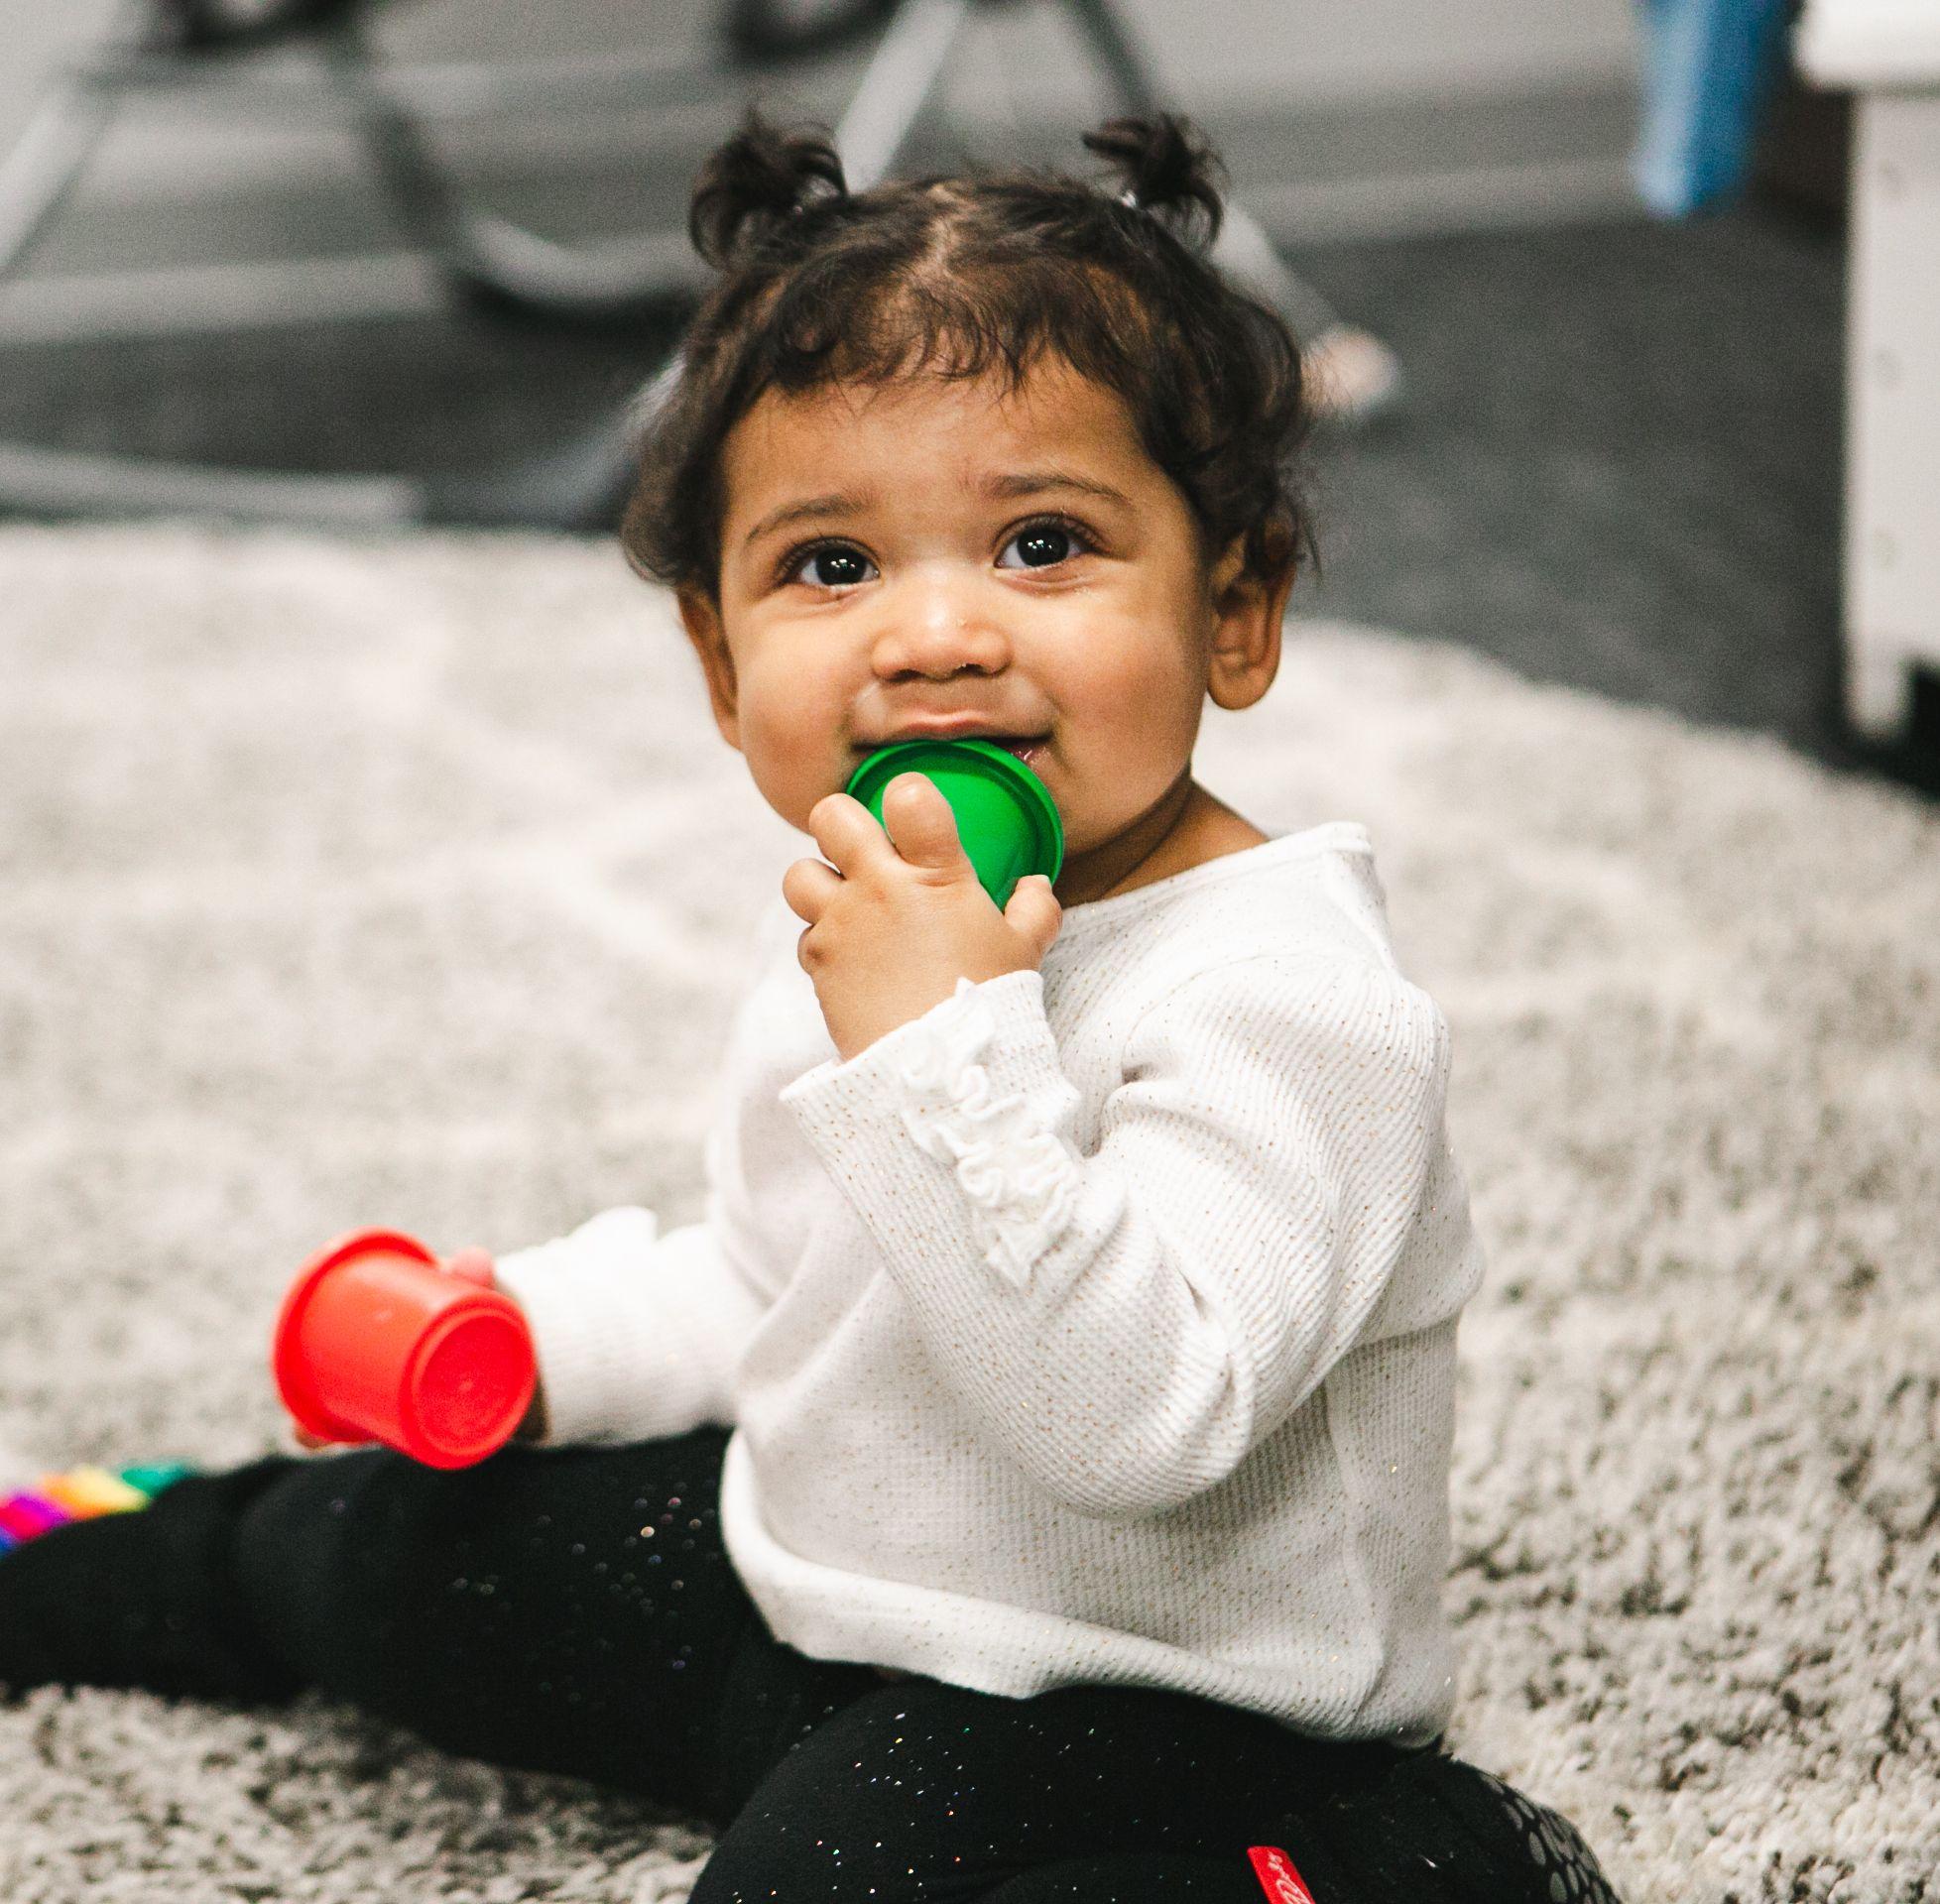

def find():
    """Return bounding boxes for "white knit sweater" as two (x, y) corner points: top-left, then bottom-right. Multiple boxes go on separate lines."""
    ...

(493, 820), (1487, 1746)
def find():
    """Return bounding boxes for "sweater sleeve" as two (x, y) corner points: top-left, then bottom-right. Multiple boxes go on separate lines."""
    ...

(491, 1207), (767, 1446)
(775, 952), (1450, 1520)
(492, 1094), (774, 1449)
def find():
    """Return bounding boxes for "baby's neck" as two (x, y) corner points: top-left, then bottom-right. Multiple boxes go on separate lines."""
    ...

(1053, 776), (1266, 908)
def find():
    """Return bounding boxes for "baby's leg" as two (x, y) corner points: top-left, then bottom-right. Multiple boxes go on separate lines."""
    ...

(0, 1458), (304, 1704)
(688, 1676), (1625, 1904)
(0, 1426), (876, 1827)
(227, 1426), (793, 1815)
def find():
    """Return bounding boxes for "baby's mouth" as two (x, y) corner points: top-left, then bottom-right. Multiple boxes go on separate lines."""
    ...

(853, 734), (1050, 766)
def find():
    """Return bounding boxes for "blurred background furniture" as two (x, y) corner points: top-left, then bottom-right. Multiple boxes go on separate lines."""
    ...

(1631, 0), (1792, 215)
(0, 0), (1396, 531)
(12, 0), (1920, 792)
(1797, 0), (1940, 740)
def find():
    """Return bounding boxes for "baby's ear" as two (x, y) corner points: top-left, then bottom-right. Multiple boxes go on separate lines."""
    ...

(1205, 536), (1286, 713)
(1209, 528), (1295, 615)
(676, 588), (742, 751)
(1206, 535), (1251, 611)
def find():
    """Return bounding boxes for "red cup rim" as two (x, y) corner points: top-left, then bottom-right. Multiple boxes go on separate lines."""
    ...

(396, 1304), (536, 1469)
(273, 1229), (439, 1444)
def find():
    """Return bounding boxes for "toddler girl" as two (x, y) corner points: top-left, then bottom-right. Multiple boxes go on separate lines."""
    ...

(0, 114), (1625, 1904)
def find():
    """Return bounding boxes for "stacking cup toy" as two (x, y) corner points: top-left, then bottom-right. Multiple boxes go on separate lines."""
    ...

(0, 1464), (192, 1555)
(273, 1230), (537, 1471)
(845, 738), (1063, 909)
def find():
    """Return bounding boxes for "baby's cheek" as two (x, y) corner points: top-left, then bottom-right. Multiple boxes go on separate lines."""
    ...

(742, 720), (848, 830)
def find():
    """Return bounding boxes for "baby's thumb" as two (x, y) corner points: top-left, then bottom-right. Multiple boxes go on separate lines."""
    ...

(1005, 874), (1062, 955)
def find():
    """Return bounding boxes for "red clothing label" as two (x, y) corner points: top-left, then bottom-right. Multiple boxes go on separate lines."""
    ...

(1247, 1844), (1318, 1904)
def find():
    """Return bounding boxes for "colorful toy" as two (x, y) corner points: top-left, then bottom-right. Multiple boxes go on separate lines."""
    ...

(0, 1462), (193, 1554)
(40, 1466), (149, 1517)
(846, 738), (1062, 910)
(273, 1229), (536, 1470)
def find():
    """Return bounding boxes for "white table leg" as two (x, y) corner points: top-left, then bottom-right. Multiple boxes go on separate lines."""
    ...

(1841, 90), (1940, 744)
(1846, 641), (1913, 741)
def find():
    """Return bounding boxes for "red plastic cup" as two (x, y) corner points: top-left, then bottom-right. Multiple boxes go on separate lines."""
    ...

(273, 1229), (537, 1470)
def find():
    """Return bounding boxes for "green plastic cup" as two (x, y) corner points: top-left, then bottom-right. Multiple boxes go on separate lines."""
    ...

(845, 739), (1063, 910)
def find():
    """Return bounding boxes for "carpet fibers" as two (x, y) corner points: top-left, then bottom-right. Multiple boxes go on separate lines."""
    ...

(2, 525), (1935, 1902)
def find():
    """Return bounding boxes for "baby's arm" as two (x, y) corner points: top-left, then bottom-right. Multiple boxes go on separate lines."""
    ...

(493, 1205), (767, 1445)
(490, 1005), (776, 1445)
(778, 950), (1475, 1517)
(488, 920), (788, 1446)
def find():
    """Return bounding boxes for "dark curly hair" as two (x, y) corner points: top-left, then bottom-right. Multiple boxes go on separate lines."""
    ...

(622, 110), (1314, 600)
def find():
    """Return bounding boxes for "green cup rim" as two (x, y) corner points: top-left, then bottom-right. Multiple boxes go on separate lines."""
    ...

(844, 738), (1064, 886)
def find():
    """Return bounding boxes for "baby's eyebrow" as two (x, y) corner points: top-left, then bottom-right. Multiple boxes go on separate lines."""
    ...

(740, 473), (1127, 551)
(743, 493), (870, 549)
(984, 470), (1130, 508)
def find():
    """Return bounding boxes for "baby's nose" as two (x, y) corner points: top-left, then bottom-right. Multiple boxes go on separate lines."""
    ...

(874, 581), (1012, 678)
(873, 612), (1009, 686)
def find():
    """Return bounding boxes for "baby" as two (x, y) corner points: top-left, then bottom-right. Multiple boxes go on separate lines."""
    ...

(0, 113), (1624, 1904)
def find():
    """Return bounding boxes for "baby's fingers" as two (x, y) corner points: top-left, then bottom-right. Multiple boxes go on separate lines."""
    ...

(806, 791), (897, 879)
(880, 773), (969, 875)
(783, 854), (843, 925)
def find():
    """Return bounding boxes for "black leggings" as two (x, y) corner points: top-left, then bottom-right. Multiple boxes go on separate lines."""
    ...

(0, 1428), (1624, 1903)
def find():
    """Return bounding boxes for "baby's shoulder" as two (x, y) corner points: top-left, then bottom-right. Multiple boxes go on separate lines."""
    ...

(1051, 824), (1444, 1071)
(1097, 824), (1407, 990)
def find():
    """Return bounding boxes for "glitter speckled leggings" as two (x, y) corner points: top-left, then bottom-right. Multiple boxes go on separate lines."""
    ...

(0, 1426), (1623, 1904)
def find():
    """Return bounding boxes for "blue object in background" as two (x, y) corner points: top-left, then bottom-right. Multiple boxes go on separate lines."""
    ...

(1633, 0), (1794, 215)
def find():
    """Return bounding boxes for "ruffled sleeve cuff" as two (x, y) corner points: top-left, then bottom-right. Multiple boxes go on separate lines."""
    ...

(777, 969), (1083, 1290)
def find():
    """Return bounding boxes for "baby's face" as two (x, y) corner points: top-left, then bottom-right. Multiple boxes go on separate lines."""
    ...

(678, 359), (1254, 872)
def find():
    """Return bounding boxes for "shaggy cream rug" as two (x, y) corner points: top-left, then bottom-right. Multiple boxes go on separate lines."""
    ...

(2, 524), (1936, 1904)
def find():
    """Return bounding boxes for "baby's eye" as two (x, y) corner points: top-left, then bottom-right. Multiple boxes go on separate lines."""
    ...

(791, 544), (877, 589)
(997, 523), (1085, 570)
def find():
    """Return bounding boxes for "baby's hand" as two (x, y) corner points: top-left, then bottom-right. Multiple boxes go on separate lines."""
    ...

(783, 774), (1061, 1063)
